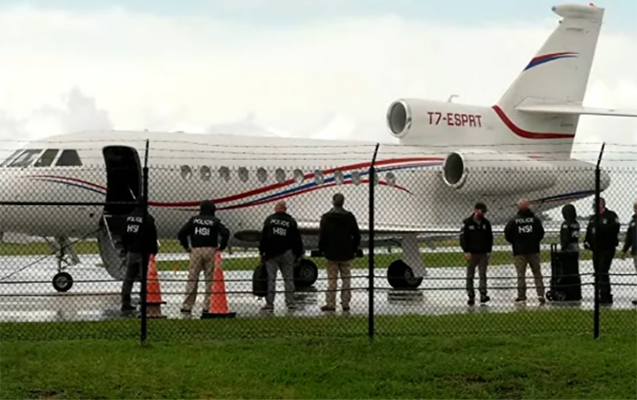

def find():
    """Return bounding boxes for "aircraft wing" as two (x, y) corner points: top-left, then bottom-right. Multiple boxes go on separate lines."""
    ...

(516, 103), (637, 118)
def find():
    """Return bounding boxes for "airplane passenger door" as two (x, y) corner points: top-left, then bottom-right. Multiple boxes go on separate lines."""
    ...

(98, 146), (143, 280)
(102, 146), (142, 216)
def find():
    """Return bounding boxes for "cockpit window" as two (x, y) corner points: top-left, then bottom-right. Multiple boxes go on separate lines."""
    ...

(34, 149), (60, 167)
(7, 149), (43, 168)
(0, 149), (22, 167)
(55, 149), (82, 167)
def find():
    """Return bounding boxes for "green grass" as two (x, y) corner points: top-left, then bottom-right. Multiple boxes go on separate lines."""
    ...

(0, 235), (520, 257)
(0, 239), (187, 256)
(1, 310), (635, 399)
(158, 248), (594, 271)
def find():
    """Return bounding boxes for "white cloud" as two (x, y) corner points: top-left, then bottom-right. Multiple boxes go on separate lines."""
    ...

(0, 4), (635, 149)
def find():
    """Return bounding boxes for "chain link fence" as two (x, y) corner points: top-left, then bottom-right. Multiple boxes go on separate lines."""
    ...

(0, 139), (635, 342)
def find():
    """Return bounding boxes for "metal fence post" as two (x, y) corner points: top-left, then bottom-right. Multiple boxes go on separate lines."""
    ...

(368, 143), (380, 341)
(593, 142), (605, 339)
(140, 139), (150, 344)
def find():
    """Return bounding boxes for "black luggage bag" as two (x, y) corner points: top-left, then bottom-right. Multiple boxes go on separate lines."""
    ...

(252, 263), (268, 298)
(546, 243), (582, 301)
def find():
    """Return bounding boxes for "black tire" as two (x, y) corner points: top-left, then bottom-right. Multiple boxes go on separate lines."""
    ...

(294, 259), (318, 288)
(387, 260), (423, 289)
(52, 272), (73, 293)
(546, 290), (553, 301)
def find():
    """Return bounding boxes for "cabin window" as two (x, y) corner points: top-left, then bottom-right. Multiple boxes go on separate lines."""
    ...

(238, 167), (249, 182)
(314, 170), (325, 185)
(34, 149), (60, 167)
(257, 167), (267, 183)
(293, 169), (304, 184)
(275, 168), (286, 183)
(334, 170), (344, 185)
(351, 170), (361, 185)
(180, 165), (192, 180)
(7, 149), (43, 168)
(200, 166), (211, 181)
(55, 149), (82, 167)
(386, 172), (396, 186)
(0, 149), (21, 167)
(219, 166), (230, 182)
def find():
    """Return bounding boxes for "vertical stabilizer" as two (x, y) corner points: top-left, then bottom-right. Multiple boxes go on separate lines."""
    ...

(498, 4), (604, 111)
(494, 4), (604, 157)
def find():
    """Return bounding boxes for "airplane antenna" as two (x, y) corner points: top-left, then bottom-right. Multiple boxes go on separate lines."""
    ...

(447, 94), (459, 103)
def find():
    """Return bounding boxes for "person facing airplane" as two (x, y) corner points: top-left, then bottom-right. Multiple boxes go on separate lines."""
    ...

(258, 200), (304, 312)
(318, 193), (361, 312)
(504, 199), (546, 305)
(177, 200), (230, 314)
(459, 202), (493, 306)
(120, 206), (158, 312)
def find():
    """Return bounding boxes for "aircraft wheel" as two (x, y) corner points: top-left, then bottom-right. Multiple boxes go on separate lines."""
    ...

(53, 272), (73, 293)
(387, 260), (423, 289)
(294, 259), (318, 289)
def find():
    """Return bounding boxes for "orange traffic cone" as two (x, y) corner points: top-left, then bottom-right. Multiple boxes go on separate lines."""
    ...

(201, 251), (236, 319)
(145, 254), (166, 319)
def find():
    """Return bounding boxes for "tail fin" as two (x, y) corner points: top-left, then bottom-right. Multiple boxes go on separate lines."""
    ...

(498, 4), (604, 111)
(495, 4), (606, 156)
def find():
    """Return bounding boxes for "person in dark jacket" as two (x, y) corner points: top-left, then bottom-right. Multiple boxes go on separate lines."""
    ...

(259, 200), (304, 311)
(177, 200), (230, 314)
(120, 206), (159, 312)
(318, 193), (361, 312)
(557, 204), (582, 300)
(504, 199), (546, 304)
(620, 201), (637, 305)
(584, 197), (620, 304)
(459, 202), (493, 305)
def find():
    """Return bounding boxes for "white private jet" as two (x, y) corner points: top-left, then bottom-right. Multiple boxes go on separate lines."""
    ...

(1, 3), (636, 293)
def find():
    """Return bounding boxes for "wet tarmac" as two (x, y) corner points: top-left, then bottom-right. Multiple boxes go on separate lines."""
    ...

(1, 253), (636, 322)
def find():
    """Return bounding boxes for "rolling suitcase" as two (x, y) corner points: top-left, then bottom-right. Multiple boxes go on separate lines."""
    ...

(546, 243), (582, 301)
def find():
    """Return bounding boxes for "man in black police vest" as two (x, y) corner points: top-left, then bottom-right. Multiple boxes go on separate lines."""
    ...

(504, 199), (546, 304)
(121, 206), (158, 312)
(259, 200), (304, 312)
(177, 200), (230, 314)
(584, 197), (621, 304)
(620, 201), (637, 305)
(459, 202), (493, 306)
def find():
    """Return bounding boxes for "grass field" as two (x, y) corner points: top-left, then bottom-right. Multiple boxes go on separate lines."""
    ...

(155, 247), (596, 271)
(2, 235), (591, 272)
(1, 310), (635, 399)
(0, 235), (522, 257)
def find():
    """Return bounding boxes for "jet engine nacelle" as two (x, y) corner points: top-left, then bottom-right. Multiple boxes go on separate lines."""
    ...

(441, 149), (558, 195)
(386, 98), (486, 142)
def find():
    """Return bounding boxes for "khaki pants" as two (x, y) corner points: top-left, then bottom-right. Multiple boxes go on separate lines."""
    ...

(325, 260), (352, 308)
(182, 247), (216, 311)
(466, 254), (488, 299)
(514, 253), (545, 300)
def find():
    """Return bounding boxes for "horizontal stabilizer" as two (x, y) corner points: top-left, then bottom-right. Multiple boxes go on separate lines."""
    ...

(516, 103), (637, 118)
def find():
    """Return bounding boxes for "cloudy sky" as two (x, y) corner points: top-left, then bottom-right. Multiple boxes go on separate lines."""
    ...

(0, 0), (635, 151)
